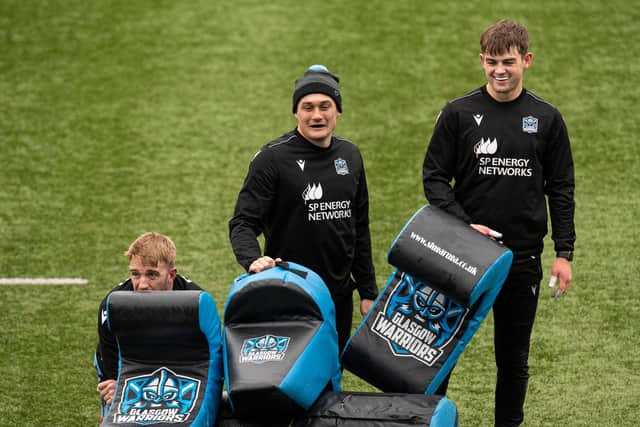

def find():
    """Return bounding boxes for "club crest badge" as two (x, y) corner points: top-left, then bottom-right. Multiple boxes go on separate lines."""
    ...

(240, 334), (291, 364)
(371, 273), (468, 366)
(522, 116), (539, 133)
(112, 367), (200, 424)
(334, 158), (349, 175)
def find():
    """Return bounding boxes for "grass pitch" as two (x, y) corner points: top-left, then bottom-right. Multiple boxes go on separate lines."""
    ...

(1, 1), (638, 425)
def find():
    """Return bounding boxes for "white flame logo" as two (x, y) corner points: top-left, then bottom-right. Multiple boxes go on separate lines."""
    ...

(302, 183), (323, 203)
(474, 137), (498, 156)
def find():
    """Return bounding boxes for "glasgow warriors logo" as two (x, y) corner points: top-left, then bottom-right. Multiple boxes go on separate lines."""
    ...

(522, 115), (539, 133)
(240, 334), (290, 364)
(112, 367), (200, 424)
(334, 158), (349, 175)
(371, 272), (467, 366)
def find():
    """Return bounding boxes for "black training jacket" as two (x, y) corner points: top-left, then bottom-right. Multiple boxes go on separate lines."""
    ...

(229, 129), (377, 300)
(423, 86), (575, 257)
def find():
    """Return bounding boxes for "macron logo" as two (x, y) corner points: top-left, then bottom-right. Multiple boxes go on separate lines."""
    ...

(101, 309), (107, 325)
(474, 137), (497, 156)
(473, 114), (483, 126)
(296, 160), (305, 171)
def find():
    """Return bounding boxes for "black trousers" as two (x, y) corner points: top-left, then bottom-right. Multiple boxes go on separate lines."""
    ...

(333, 293), (354, 355)
(492, 255), (542, 427)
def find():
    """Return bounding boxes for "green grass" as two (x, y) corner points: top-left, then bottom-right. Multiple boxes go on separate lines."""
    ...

(1, 0), (639, 425)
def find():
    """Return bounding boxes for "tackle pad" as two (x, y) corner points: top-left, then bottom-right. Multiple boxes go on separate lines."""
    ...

(223, 261), (342, 419)
(342, 205), (513, 394)
(292, 391), (459, 427)
(101, 290), (223, 427)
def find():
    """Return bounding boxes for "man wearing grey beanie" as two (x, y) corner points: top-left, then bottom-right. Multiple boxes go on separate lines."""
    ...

(229, 64), (378, 353)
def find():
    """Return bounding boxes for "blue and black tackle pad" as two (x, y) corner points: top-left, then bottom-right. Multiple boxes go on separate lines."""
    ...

(101, 290), (223, 427)
(222, 261), (341, 419)
(342, 205), (513, 394)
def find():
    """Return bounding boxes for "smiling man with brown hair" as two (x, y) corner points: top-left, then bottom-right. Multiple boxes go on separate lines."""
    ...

(422, 20), (576, 427)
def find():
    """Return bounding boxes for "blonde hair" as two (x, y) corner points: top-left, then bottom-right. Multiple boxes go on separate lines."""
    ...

(124, 232), (176, 268)
(480, 19), (529, 56)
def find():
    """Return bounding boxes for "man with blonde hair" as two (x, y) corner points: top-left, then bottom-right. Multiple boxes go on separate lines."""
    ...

(94, 232), (203, 418)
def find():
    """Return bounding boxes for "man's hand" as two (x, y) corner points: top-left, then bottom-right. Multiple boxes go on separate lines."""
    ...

(360, 298), (375, 317)
(548, 257), (573, 298)
(249, 256), (282, 273)
(97, 379), (116, 405)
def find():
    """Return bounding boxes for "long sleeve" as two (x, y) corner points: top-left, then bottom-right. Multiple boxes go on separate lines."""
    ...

(95, 297), (117, 382)
(229, 149), (278, 271)
(543, 113), (576, 253)
(351, 156), (378, 300)
(422, 107), (472, 223)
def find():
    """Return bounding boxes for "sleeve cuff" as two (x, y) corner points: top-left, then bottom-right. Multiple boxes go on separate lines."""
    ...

(556, 251), (573, 261)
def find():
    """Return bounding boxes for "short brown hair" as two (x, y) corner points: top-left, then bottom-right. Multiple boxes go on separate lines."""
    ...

(124, 232), (176, 268)
(480, 19), (529, 56)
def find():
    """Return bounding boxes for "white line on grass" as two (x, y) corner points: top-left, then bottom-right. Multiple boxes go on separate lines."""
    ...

(0, 278), (88, 285)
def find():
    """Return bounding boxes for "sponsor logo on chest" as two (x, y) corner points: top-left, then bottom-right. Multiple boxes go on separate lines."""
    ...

(301, 156), (354, 222)
(474, 137), (533, 177)
(303, 181), (352, 221)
